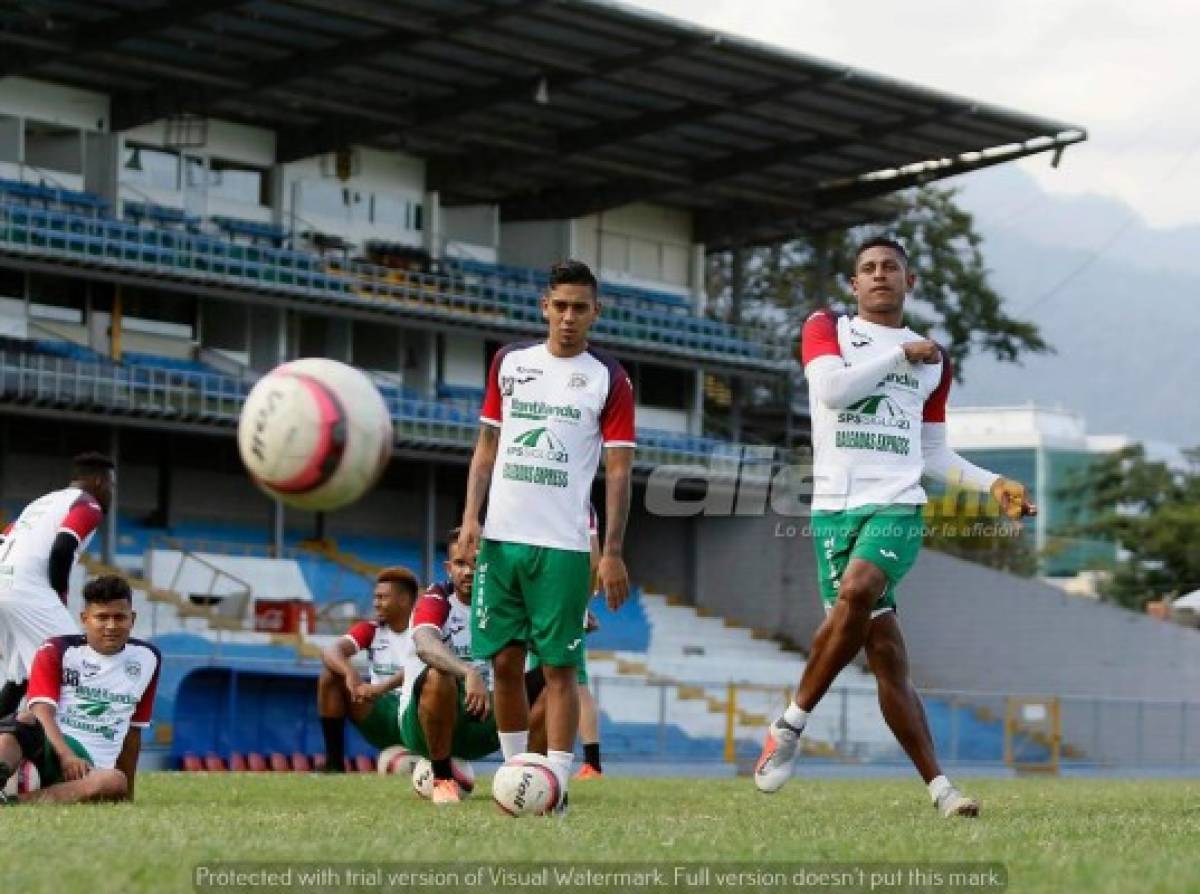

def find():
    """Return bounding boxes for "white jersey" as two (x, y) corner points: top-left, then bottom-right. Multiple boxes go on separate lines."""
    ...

(27, 634), (160, 770)
(480, 341), (635, 552)
(802, 311), (951, 512)
(0, 487), (104, 603)
(343, 621), (413, 686)
(400, 581), (490, 710)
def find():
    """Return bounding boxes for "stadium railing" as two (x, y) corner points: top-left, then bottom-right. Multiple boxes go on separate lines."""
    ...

(0, 202), (790, 371)
(0, 348), (787, 473)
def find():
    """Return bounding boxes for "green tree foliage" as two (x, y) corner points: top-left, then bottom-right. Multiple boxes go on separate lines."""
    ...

(1058, 444), (1200, 609)
(707, 185), (1050, 380)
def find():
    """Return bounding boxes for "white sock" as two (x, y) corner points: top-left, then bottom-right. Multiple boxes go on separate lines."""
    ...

(499, 731), (529, 761)
(547, 749), (574, 788)
(782, 702), (809, 732)
(928, 775), (952, 803)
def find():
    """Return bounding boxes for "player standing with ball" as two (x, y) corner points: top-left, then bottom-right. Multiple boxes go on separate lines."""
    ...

(459, 260), (635, 813)
(754, 237), (1037, 817)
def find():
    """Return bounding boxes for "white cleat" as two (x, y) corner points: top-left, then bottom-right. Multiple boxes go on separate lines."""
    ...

(753, 719), (801, 793)
(935, 787), (980, 818)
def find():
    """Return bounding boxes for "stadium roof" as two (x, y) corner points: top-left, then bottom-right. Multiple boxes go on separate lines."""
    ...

(0, 0), (1086, 248)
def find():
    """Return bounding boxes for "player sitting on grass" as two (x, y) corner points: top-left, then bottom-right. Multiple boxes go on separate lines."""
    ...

(398, 528), (501, 805)
(317, 567), (418, 771)
(0, 574), (160, 804)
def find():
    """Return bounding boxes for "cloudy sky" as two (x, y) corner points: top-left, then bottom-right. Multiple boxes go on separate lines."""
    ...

(630, 0), (1200, 230)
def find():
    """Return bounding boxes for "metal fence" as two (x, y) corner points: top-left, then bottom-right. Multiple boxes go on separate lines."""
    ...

(152, 653), (1200, 769)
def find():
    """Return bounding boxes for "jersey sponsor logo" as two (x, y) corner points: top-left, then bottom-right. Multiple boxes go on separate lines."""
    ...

(502, 462), (569, 488)
(834, 431), (911, 455)
(882, 371), (920, 390)
(510, 398), (582, 424)
(508, 427), (569, 463)
(837, 394), (911, 430)
(845, 394), (900, 416)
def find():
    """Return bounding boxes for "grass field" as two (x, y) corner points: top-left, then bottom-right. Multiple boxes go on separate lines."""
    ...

(6, 774), (1200, 893)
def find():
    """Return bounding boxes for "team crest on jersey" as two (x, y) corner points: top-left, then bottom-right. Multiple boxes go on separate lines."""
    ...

(63, 668), (80, 687)
(567, 373), (588, 389)
(125, 660), (142, 678)
(501, 376), (515, 396)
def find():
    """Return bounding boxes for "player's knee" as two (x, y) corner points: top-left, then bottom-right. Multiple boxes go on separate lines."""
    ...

(493, 644), (526, 679)
(867, 638), (906, 680)
(542, 665), (576, 691)
(89, 769), (128, 801)
(835, 581), (878, 612)
(423, 667), (456, 698)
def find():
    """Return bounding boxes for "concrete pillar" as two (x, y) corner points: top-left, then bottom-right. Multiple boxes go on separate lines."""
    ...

(690, 242), (707, 315)
(423, 190), (442, 260)
(103, 427), (119, 566)
(423, 463), (437, 586)
(728, 248), (745, 442)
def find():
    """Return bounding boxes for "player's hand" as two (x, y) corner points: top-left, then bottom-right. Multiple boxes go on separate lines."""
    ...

(598, 554), (630, 611)
(464, 669), (490, 720)
(991, 477), (1037, 520)
(345, 676), (367, 703)
(60, 753), (92, 781)
(901, 339), (941, 364)
(457, 520), (481, 562)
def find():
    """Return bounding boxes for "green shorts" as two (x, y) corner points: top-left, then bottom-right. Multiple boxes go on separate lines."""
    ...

(812, 505), (924, 616)
(528, 648), (589, 685)
(352, 691), (403, 750)
(0, 714), (94, 786)
(471, 539), (591, 669)
(398, 668), (500, 761)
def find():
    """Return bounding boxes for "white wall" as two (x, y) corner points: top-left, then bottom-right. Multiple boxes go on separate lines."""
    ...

(281, 146), (425, 248)
(443, 204), (498, 262)
(637, 406), (689, 433)
(0, 78), (108, 131)
(499, 220), (571, 270)
(121, 118), (275, 167)
(442, 334), (484, 387)
(573, 203), (693, 295)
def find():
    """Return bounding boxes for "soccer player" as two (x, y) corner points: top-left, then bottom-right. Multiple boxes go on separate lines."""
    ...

(459, 259), (635, 808)
(528, 507), (604, 777)
(0, 452), (114, 717)
(397, 528), (498, 804)
(0, 574), (159, 804)
(317, 567), (418, 771)
(754, 236), (1036, 817)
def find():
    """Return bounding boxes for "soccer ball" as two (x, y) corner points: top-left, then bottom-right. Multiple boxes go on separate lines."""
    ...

(3, 759), (40, 797)
(411, 757), (475, 799)
(376, 745), (418, 778)
(492, 753), (562, 817)
(237, 358), (393, 512)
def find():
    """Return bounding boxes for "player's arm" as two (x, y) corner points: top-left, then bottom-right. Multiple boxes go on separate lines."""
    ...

(366, 668), (405, 697)
(412, 627), (489, 718)
(49, 496), (104, 604)
(599, 446), (633, 611)
(459, 350), (505, 557)
(26, 639), (91, 781)
(322, 630), (370, 702)
(29, 702), (91, 780)
(919, 349), (1036, 519)
(113, 727), (140, 801)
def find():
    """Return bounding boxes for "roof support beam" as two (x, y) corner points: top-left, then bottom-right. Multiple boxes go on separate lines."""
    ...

(275, 30), (714, 163)
(0, 0), (249, 79)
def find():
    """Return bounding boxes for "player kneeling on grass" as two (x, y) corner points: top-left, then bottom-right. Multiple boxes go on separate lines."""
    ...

(397, 529), (500, 805)
(317, 567), (418, 771)
(0, 574), (160, 804)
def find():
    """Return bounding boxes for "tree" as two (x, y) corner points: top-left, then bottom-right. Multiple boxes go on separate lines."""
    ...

(1057, 444), (1200, 609)
(707, 185), (1050, 380)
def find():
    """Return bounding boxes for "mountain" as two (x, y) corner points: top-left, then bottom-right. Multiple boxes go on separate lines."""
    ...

(945, 165), (1199, 449)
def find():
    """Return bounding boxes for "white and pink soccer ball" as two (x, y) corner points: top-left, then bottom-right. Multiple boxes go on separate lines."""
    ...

(3, 760), (40, 798)
(491, 753), (563, 817)
(237, 358), (393, 512)
(375, 745), (419, 778)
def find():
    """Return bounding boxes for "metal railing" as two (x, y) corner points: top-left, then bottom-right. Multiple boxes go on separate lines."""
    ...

(0, 349), (787, 472)
(0, 202), (792, 370)
(149, 652), (1200, 768)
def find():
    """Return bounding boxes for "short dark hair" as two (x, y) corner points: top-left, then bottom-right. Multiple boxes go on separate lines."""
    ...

(854, 236), (909, 269)
(83, 574), (132, 605)
(547, 259), (598, 294)
(376, 566), (418, 600)
(72, 452), (115, 480)
(446, 526), (461, 554)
